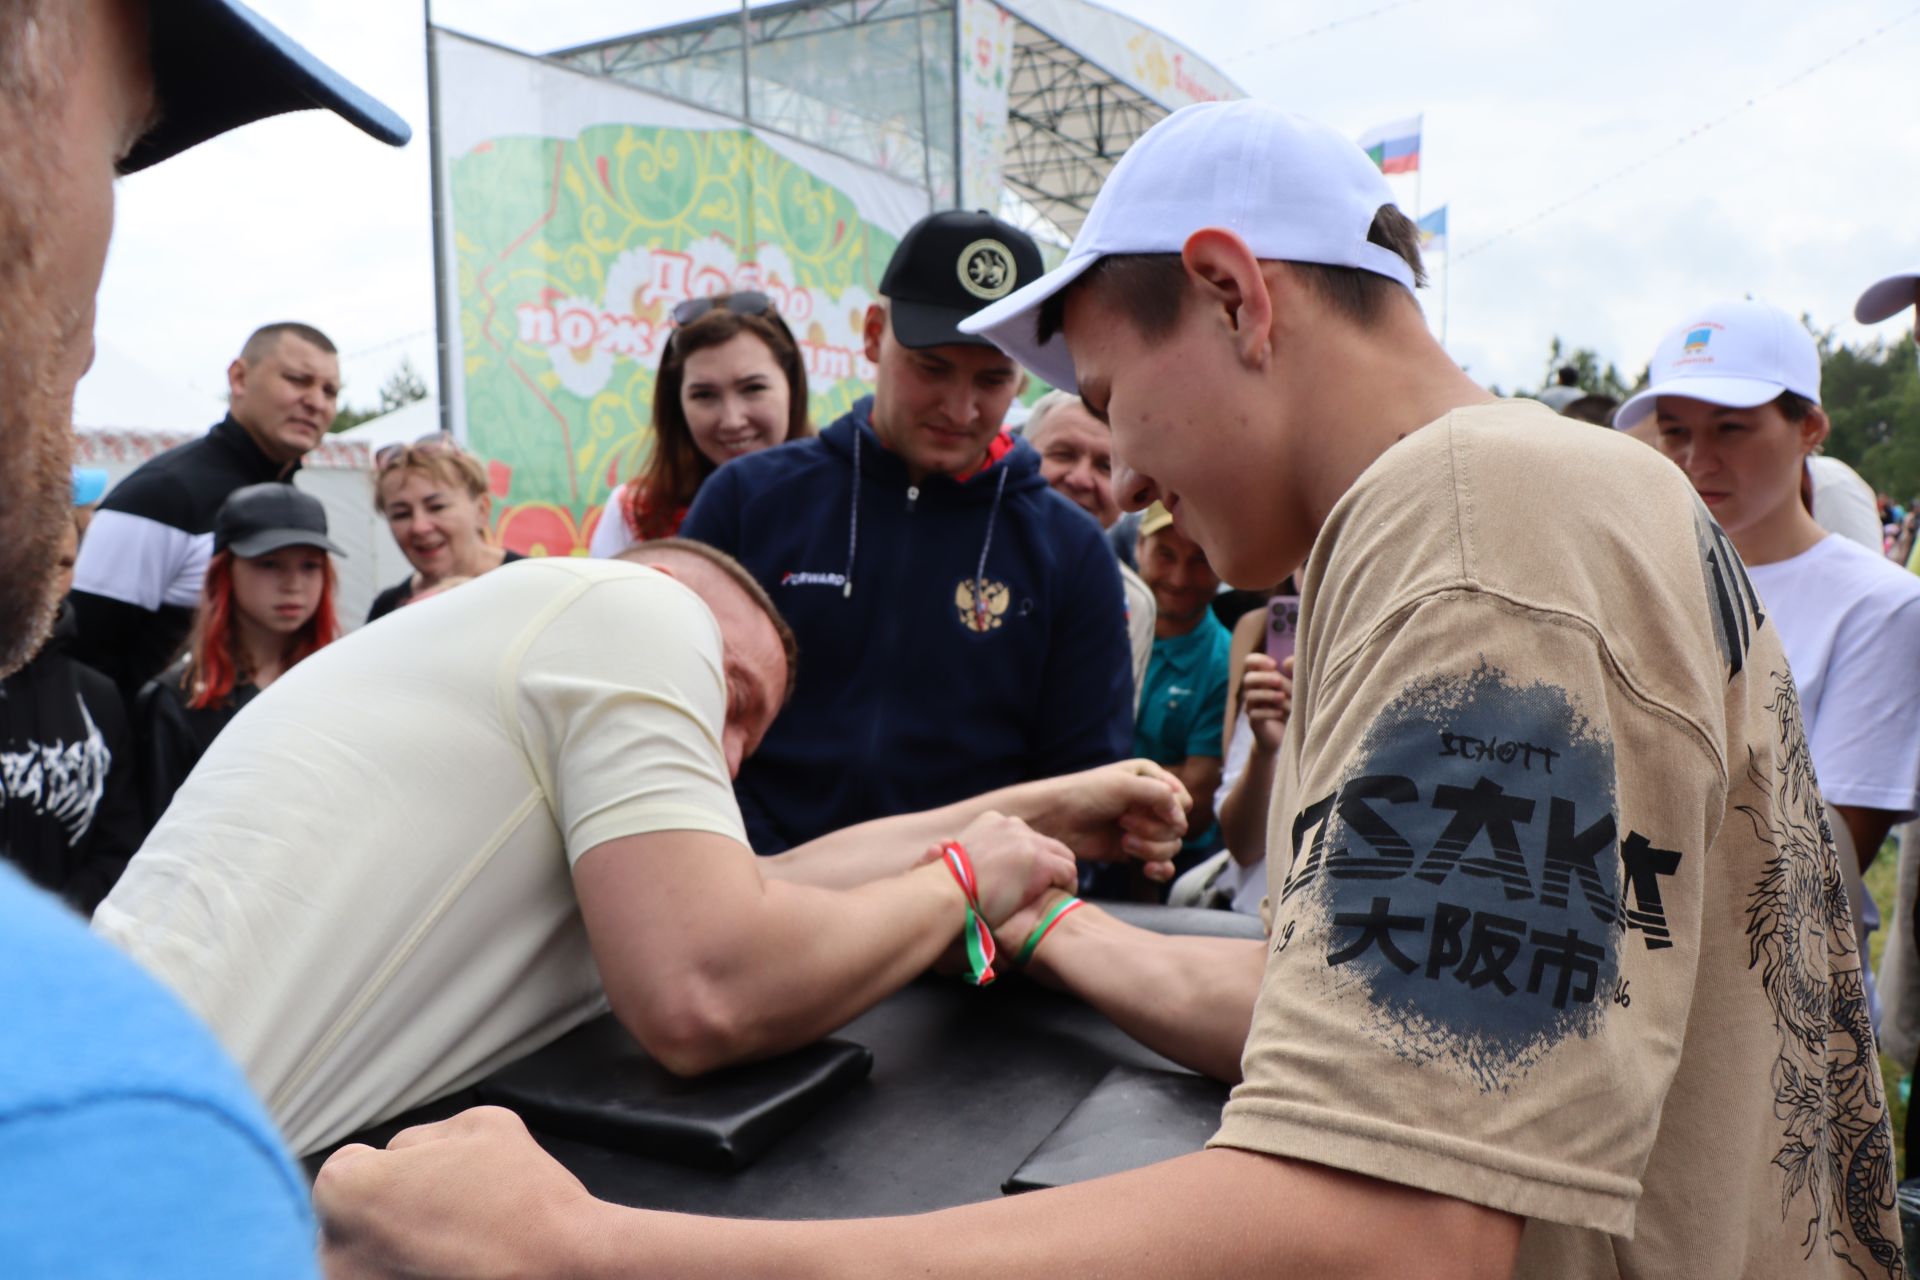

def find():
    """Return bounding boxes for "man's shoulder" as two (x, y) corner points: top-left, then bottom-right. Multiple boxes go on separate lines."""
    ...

(713, 436), (839, 493)
(488, 558), (721, 649)
(1, 870), (274, 1134)
(1319, 401), (1734, 723)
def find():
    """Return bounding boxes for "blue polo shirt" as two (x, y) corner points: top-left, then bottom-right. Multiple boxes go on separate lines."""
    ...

(1134, 608), (1233, 853)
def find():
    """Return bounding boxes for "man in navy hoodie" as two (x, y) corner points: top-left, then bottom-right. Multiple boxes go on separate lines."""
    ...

(681, 210), (1134, 852)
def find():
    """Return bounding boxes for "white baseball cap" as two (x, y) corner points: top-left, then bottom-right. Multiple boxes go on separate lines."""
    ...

(1855, 269), (1920, 325)
(1613, 300), (1821, 433)
(957, 101), (1415, 392)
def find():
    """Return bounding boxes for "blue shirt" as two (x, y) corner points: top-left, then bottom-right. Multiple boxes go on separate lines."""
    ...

(0, 866), (316, 1276)
(1135, 609), (1233, 853)
(681, 399), (1134, 852)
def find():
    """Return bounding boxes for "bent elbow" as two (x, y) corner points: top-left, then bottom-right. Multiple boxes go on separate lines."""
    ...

(617, 984), (753, 1078)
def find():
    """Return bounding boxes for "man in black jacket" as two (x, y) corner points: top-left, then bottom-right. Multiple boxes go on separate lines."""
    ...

(69, 321), (340, 696)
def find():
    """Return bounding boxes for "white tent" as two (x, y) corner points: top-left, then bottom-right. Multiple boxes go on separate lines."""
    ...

(331, 399), (440, 454)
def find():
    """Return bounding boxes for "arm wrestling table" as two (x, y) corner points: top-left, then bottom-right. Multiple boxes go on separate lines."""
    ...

(311, 904), (1263, 1218)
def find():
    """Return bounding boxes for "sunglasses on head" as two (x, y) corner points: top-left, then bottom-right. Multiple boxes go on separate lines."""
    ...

(670, 291), (776, 327)
(375, 432), (459, 469)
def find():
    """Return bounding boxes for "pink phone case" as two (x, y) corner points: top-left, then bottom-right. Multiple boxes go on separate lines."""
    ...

(1265, 595), (1299, 667)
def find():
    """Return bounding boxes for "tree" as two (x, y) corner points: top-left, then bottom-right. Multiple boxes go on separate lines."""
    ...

(329, 356), (431, 433)
(378, 357), (430, 415)
(1832, 331), (1920, 502)
(1535, 336), (1633, 400)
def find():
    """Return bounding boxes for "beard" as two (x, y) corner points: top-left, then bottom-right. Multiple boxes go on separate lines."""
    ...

(0, 99), (78, 677)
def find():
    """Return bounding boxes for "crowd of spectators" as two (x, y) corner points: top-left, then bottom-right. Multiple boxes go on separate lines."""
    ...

(6, 5), (1920, 1274)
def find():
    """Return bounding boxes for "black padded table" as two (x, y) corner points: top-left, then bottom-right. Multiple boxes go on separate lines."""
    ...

(317, 904), (1261, 1218)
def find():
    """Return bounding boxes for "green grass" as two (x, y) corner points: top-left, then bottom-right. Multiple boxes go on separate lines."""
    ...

(1867, 838), (1908, 1175)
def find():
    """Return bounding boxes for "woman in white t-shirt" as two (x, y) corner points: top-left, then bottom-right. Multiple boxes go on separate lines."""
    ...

(1617, 299), (1920, 1024)
(588, 293), (813, 558)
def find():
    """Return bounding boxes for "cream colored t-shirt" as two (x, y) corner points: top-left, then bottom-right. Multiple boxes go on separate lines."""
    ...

(95, 559), (747, 1156)
(1212, 401), (1900, 1278)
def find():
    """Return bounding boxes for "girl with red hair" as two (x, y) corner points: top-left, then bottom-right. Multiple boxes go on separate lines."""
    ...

(138, 483), (342, 824)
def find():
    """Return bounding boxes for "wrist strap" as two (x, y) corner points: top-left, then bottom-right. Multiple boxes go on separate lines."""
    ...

(1016, 896), (1084, 967)
(940, 842), (997, 986)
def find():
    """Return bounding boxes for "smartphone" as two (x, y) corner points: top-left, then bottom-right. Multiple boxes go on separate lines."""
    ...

(1265, 594), (1300, 667)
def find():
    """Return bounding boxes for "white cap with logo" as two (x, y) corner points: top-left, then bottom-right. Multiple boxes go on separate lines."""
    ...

(1855, 269), (1920, 325)
(1612, 299), (1822, 433)
(957, 100), (1415, 392)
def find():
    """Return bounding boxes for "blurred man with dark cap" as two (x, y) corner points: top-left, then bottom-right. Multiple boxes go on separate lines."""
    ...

(0, 1), (406, 1271)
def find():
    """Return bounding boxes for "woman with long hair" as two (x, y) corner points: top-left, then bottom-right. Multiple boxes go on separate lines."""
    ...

(589, 292), (812, 556)
(138, 483), (342, 823)
(368, 436), (519, 621)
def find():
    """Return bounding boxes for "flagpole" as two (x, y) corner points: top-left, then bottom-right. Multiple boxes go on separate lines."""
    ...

(1413, 113), (1424, 217)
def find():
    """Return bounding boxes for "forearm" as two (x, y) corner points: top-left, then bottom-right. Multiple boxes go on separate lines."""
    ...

(693, 864), (972, 1065)
(1026, 903), (1263, 1083)
(764, 778), (1063, 889)
(1171, 757), (1222, 834)
(1218, 744), (1278, 867)
(566, 1149), (1519, 1280)
(1837, 804), (1898, 874)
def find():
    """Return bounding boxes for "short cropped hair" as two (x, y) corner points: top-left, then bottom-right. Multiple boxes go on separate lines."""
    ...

(1036, 205), (1427, 345)
(1023, 389), (1094, 442)
(241, 322), (338, 365)
(619, 537), (799, 702)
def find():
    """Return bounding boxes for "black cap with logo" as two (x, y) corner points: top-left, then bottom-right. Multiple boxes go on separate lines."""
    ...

(214, 483), (346, 558)
(879, 210), (1044, 350)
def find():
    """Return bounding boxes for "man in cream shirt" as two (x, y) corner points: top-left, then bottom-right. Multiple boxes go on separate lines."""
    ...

(97, 541), (1186, 1154)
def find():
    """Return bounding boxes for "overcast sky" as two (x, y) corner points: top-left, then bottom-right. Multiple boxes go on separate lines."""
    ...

(79, 0), (1920, 426)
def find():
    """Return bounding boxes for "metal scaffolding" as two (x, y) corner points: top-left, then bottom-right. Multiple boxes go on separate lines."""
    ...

(549, 0), (1239, 245)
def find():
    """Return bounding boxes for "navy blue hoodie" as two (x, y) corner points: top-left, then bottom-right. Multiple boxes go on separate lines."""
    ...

(681, 397), (1133, 852)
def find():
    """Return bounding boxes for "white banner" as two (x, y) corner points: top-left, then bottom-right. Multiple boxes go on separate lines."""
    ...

(958, 0), (1017, 212)
(1000, 0), (1241, 112)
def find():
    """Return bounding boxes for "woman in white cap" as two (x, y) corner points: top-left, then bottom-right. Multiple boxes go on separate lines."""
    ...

(138, 483), (345, 824)
(1617, 298), (1920, 1024)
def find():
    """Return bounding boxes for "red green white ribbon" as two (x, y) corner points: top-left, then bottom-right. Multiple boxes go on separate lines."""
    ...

(1016, 896), (1084, 967)
(941, 841), (997, 986)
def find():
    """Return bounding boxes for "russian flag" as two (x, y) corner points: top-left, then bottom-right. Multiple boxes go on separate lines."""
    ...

(1358, 114), (1422, 175)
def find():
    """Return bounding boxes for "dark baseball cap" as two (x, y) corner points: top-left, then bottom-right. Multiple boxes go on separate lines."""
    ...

(214, 483), (345, 558)
(122, 0), (412, 174)
(879, 210), (1044, 350)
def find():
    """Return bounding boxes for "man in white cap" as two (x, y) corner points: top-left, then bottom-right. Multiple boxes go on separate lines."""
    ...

(315, 102), (1899, 1279)
(0, 1), (407, 1273)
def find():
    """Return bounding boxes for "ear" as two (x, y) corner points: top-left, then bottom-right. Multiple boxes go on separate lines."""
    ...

(1802, 406), (1832, 454)
(1180, 229), (1273, 372)
(474, 492), (493, 526)
(227, 357), (249, 401)
(862, 304), (888, 365)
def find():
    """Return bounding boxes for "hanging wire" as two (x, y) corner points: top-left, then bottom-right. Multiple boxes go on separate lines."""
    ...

(1454, 4), (1920, 264)
(1220, 0), (1428, 63)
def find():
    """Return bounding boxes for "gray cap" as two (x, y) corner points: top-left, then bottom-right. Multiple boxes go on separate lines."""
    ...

(214, 483), (345, 558)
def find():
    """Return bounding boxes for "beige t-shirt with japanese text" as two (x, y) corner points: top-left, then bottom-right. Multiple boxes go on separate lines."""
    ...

(95, 559), (747, 1156)
(1211, 400), (1900, 1277)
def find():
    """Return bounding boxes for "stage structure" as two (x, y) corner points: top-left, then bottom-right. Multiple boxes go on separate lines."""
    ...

(428, 1), (1239, 554)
